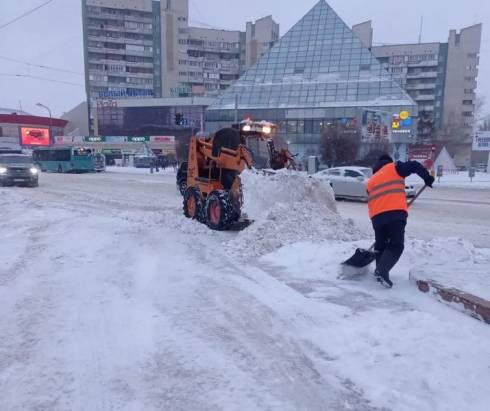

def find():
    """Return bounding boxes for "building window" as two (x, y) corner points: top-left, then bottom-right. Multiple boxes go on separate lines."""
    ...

(462, 100), (473, 105)
(467, 53), (478, 58)
(464, 89), (474, 94)
(462, 111), (473, 117)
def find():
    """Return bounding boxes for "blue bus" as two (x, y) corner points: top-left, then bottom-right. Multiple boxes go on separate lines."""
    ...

(33, 147), (105, 173)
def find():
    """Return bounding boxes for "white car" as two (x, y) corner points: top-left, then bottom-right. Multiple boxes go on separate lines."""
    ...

(315, 166), (416, 202)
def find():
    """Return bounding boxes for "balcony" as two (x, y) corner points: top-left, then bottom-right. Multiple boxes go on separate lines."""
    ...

(406, 71), (438, 79)
(125, 60), (153, 68)
(88, 46), (125, 55)
(87, 11), (152, 24)
(415, 95), (436, 101)
(125, 72), (154, 79)
(407, 60), (439, 68)
(405, 83), (436, 91)
(87, 35), (153, 47)
(87, 23), (152, 35)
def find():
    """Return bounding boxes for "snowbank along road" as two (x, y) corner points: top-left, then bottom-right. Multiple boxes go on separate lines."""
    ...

(1, 169), (490, 411)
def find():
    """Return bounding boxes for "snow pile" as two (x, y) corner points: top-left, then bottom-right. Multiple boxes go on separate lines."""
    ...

(227, 170), (362, 259)
(406, 237), (490, 300)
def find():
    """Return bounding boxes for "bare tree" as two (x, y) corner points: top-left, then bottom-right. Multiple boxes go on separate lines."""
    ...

(475, 96), (486, 123)
(438, 110), (466, 144)
(321, 124), (361, 166)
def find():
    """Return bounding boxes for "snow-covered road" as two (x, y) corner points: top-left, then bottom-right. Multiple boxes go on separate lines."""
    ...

(338, 185), (490, 247)
(1, 169), (490, 411)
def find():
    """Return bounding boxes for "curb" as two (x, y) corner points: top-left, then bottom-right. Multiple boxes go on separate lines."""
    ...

(409, 271), (490, 325)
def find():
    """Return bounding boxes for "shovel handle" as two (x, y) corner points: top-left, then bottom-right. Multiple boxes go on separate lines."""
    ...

(407, 185), (428, 208)
(367, 184), (428, 252)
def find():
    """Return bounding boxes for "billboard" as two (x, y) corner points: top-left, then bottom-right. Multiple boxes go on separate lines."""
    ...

(20, 127), (50, 146)
(408, 144), (436, 170)
(360, 110), (391, 143)
(473, 131), (490, 151)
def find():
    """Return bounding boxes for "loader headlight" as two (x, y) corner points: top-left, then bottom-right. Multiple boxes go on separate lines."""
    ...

(262, 125), (272, 134)
(0, 167), (7, 174)
(242, 124), (251, 132)
(30, 167), (38, 175)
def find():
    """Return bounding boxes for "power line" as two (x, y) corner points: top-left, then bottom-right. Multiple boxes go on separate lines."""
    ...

(0, 0), (55, 31)
(0, 72), (84, 87)
(0, 55), (83, 76)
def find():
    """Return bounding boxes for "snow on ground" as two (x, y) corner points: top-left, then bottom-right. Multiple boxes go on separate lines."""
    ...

(106, 165), (177, 176)
(1, 170), (490, 411)
(260, 238), (490, 411)
(408, 238), (490, 300)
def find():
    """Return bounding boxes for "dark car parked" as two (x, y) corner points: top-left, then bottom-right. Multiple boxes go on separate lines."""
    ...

(0, 154), (39, 187)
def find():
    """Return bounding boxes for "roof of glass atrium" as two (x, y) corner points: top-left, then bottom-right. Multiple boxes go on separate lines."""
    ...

(207, 0), (415, 111)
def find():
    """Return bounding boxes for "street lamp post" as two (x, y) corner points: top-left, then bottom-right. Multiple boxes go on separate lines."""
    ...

(36, 102), (53, 144)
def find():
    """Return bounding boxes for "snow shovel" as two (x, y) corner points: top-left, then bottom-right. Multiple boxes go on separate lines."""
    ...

(342, 185), (428, 268)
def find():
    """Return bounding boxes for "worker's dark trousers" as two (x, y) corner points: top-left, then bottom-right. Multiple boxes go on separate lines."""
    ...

(374, 220), (406, 277)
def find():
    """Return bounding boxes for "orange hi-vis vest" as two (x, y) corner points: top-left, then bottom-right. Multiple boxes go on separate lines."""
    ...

(367, 162), (408, 219)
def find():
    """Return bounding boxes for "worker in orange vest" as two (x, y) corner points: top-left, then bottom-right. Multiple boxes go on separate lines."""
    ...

(368, 154), (434, 288)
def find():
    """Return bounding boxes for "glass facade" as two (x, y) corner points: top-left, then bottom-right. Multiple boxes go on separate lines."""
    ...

(206, 0), (417, 158)
(97, 105), (205, 136)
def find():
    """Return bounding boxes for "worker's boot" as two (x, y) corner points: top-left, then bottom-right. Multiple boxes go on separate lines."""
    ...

(374, 269), (393, 289)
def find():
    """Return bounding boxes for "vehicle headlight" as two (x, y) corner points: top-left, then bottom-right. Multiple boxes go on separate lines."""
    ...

(30, 167), (38, 175)
(262, 125), (272, 134)
(0, 167), (7, 174)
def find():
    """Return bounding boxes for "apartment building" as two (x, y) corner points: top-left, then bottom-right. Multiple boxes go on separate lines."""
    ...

(82, 0), (278, 130)
(354, 22), (482, 142)
(246, 16), (280, 68)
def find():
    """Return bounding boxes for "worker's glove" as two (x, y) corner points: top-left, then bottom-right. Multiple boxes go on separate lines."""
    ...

(424, 176), (435, 188)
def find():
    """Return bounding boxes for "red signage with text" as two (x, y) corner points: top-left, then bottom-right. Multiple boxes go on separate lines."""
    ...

(152, 136), (175, 143)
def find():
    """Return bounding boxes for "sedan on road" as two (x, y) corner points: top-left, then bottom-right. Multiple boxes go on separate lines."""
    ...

(315, 166), (415, 201)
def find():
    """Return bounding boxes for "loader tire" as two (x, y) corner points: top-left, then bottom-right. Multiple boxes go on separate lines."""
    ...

(183, 187), (204, 221)
(205, 190), (234, 231)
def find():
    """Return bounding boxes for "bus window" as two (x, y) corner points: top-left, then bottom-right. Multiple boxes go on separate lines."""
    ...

(53, 149), (70, 161)
(74, 148), (91, 156)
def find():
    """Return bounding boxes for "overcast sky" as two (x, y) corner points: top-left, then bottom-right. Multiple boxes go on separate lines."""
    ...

(0, 0), (489, 118)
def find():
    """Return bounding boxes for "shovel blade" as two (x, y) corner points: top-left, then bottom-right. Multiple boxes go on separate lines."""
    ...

(342, 248), (376, 268)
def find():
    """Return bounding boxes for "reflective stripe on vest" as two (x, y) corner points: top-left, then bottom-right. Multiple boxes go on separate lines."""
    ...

(367, 163), (408, 219)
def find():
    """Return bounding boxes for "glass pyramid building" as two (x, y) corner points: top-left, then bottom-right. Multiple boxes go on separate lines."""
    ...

(206, 0), (417, 157)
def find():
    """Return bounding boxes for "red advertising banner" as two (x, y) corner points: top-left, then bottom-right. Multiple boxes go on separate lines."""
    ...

(20, 127), (50, 146)
(151, 136), (175, 143)
(408, 145), (436, 170)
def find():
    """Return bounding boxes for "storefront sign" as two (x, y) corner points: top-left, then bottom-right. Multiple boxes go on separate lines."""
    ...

(84, 136), (106, 143)
(96, 100), (118, 109)
(151, 136), (175, 143)
(128, 136), (150, 143)
(97, 90), (153, 98)
(105, 136), (127, 143)
(473, 131), (490, 151)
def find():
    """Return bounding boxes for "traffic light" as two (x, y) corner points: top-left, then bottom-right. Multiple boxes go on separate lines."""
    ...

(175, 113), (183, 126)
